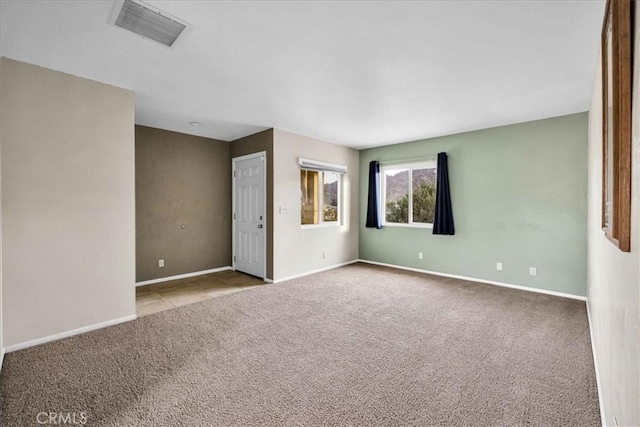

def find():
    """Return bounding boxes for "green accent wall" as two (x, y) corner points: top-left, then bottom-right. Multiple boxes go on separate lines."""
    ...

(359, 113), (588, 296)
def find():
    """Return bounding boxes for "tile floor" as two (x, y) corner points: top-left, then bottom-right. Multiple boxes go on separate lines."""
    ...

(136, 270), (264, 316)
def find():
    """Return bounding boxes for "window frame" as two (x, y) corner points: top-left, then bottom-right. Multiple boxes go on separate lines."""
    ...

(380, 160), (437, 229)
(300, 168), (343, 229)
(601, 0), (632, 252)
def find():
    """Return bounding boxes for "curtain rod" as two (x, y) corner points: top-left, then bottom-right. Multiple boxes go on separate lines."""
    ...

(378, 156), (436, 165)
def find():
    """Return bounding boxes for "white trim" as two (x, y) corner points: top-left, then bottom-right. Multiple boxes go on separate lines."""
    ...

(273, 260), (359, 284)
(4, 314), (137, 353)
(383, 222), (434, 229)
(232, 151), (267, 279)
(357, 259), (587, 301)
(586, 301), (606, 427)
(232, 151), (266, 163)
(381, 160), (437, 170)
(135, 266), (232, 287)
(298, 157), (347, 174)
(301, 223), (341, 229)
(263, 278), (274, 284)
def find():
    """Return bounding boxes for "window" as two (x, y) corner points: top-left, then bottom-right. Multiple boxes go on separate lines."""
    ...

(601, 0), (631, 252)
(381, 161), (436, 227)
(299, 158), (346, 227)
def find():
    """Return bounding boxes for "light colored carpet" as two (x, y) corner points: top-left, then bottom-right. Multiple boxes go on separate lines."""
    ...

(0, 263), (600, 426)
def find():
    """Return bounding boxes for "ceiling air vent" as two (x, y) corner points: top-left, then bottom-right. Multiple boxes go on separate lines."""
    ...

(109, 0), (189, 48)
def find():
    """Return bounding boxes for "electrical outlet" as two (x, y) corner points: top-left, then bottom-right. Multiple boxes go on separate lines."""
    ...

(159, 259), (164, 268)
(418, 252), (423, 260)
(529, 267), (536, 276)
(496, 262), (503, 271)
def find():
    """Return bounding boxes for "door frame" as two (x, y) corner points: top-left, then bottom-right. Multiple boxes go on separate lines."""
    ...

(231, 151), (267, 278)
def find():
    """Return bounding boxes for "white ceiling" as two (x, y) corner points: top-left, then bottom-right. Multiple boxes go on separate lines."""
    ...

(0, 0), (604, 149)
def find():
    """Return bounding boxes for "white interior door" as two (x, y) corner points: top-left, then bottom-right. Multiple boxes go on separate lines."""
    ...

(233, 152), (266, 278)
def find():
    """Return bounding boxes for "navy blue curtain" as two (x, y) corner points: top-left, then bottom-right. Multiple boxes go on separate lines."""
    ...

(365, 161), (382, 229)
(433, 152), (454, 235)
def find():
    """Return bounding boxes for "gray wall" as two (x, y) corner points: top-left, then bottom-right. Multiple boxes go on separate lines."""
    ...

(360, 113), (588, 297)
(136, 125), (231, 281)
(1, 58), (135, 348)
(587, 6), (640, 426)
(230, 129), (274, 280)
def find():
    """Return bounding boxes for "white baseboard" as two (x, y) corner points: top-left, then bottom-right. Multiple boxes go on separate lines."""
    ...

(273, 260), (359, 284)
(586, 301), (606, 427)
(4, 314), (137, 353)
(357, 259), (586, 301)
(136, 266), (232, 287)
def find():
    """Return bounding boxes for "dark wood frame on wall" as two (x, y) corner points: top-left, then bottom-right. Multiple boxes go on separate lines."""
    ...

(602, 0), (632, 252)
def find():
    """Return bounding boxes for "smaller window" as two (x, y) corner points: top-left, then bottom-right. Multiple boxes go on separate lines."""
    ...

(382, 161), (436, 227)
(300, 169), (342, 226)
(299, 158), (346, 227)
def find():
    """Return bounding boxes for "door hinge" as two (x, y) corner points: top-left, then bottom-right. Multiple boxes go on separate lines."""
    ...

(233, 213), (236, 220)
(233, 255), (236, 262)
(233, 171), (236, 178)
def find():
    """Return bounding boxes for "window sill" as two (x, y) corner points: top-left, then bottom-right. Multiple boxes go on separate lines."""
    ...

(301, 223), (341, 229)
(383, 223), (433, 229)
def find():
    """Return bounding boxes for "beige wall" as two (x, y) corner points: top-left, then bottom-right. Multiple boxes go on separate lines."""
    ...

(230, 129), (274, 280)
(587, 8), (640, 427)
(136, 126), (231, 281)
(0, 58), (135, 348)
(273, 129), (359, 281)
